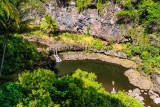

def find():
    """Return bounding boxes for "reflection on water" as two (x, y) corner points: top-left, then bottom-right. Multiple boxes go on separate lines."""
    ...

(53, 59), (159, 107)
(53, 59), (134, 92)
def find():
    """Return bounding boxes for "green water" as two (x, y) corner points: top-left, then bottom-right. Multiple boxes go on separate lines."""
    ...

(53, 59), (160, 107)
(53, 59), (135, 92)
(1, 59), (158, 106)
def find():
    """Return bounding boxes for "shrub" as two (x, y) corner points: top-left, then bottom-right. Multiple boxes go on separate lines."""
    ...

(113, 92), (144, 107)
(105, 45), (113, 50)
(0, 69), (144, 107)
(124, 50), (132, 57)
(92, 40), (105, 49)
(75, 0), (108, 15)
(108, 37), (115, 45)
(59, 33), (107, 50)
(141, 51), (152, 60)
(128, 45), (160, 73)
(18, 68), (56, 91)
(0, 82), (24, 107)
(0, 34), (39, 75)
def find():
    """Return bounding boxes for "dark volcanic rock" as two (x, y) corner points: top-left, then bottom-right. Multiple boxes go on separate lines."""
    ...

(28, 1), (122, 41)
(24, 36), (88, 53)
(47, 43), (88, 52)
(151, 73), (160, 94)
(92, 49), (127, 59)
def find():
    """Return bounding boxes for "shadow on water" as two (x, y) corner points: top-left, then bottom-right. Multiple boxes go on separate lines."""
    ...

(52, 59), (160, 107)
(52, 59), (135, 92)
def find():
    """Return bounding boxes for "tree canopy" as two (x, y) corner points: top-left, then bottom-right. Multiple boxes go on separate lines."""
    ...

(0, 68), (144, 107)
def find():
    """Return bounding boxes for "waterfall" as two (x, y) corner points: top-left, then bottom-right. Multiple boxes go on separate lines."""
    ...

(53, 50), (62, 62)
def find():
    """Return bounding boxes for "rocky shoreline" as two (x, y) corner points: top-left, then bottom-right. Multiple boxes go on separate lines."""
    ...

(61, 52), (136, 68)
(60, 52), (154, 89)
(60, 52), (160, 105)
(24, 35), (160, 94)
(24, 35), (160, 105)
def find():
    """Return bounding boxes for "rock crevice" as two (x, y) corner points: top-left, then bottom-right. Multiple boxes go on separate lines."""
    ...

(28, 1), (122, 41)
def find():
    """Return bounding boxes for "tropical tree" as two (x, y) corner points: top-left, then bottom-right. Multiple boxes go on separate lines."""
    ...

(40, 14), (58, 36)
(0, 0), (20, 76)
(0, 68), (144, 107)
(0, 0), (46, 75)
(143, 2), (160, 33)
(0, 82), (24, 106)
(9, 0), (46, 32)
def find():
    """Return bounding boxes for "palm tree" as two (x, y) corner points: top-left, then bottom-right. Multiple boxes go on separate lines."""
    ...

(40, 14), (58, 36)
(0, 0), (47, 75)
(10, 0), (44, 32)
(0, 0), (20, 76)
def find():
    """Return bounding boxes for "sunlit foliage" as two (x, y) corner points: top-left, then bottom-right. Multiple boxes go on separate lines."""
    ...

(0, 69), (144, 107)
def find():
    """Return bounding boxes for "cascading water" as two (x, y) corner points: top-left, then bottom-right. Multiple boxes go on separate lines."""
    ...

(53, 50), (62, 62)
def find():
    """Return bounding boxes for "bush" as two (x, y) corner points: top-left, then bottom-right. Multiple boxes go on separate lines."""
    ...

(105, 45), (113, 50)
(128, 45), (160, 73)
(0, 34), (39, 75)
(76, 0), (92, 12)
(0, 82), (24, 107)
(75, 0), (108, 15)
(59, 33), (107, 50)
(141, 51), (152, 60)
(18, 68), (56, 91)
(0, 69), (144, 107)
(124, 50), (132, 57)
(113, 92), (144, 107)
(92, 40), (105, 49)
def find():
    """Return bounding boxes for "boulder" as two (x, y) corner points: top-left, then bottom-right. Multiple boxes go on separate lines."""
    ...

(156, 76), (160, 85)
(154, 98), (160, 104)
(125, 69), (153, 90)
(26, 1), (122, 41)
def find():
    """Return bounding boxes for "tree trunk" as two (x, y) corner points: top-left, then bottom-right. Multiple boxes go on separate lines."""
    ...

(137, 26), (140, 45)
(0, 36), (8, 76)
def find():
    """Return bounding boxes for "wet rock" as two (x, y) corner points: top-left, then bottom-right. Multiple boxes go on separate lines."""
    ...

(102, 50), (127, 59)
(150, 73), (160, 94)
(156, 76), (160, 85)
(61, 52), (136, 68)
(128, 88), (144, 104)
(149, 90), (160, 101)
(144, 92), (147, 95)
(154, 98), (160, 104)
(128, 90), (132, 93)
(47, 43), (87, 52)
(140, 90), (144, 93)
(133, 88), (141, 95)
(149, 90), (155, 95)
(125, 69), (153, 90)
(92, 49), (127, 59)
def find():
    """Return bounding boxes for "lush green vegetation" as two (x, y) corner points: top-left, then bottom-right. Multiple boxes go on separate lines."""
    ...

(0, 68), (143, 107)
(123, 44), (160, 74)
(0, 0), (47, 75)
(56, 33), (113, 50)
(40, 14), (58, 36)
(0, 0), (159, 106)
(115, 0), (160, 74)
(116, 0), (160, 34)
(0, 34), (39, 75)
(75, 0), (108, 15)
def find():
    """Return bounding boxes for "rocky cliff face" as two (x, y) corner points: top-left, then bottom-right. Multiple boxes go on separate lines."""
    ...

(29, 1), (122, 41)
